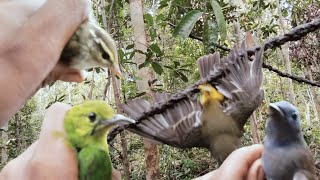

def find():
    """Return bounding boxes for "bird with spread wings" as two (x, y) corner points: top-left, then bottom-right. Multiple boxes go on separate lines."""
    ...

(120, 43), (265, 164)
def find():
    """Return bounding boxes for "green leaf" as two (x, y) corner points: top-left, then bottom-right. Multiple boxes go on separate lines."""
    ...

(159, 0), (169, 9)
(152, 62), (163, 75)
(118, 49), (125, 62)
(149, 28), (157, 41)
(156, 14), (165, 22)
(177, 71), (188, 82)
(173, 61), (180, 67)
(144, 13), (153, 26)
(138, 63), (145, 69)
(149, 43), (162, 55)
(126, 44), (134, 50)
(203, 19), (218, 53)
(129, 51), (135, 60)
(210, 0), (227, 42)
(173, 10), (203, 39)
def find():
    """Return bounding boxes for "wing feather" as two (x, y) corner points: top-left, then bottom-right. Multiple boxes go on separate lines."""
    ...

(120, 93), (206, 148)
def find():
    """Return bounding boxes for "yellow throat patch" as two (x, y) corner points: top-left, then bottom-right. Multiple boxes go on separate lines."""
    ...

(198, 84), (224, 106)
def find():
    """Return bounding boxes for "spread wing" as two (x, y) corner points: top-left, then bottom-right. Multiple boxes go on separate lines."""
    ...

(197, 43), (265, 128)
(120, 93), (207, 148)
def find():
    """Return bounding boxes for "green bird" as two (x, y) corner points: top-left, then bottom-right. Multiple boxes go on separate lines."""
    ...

(60, 13), (122, 77)
(118, 43), (264, 164)
(64, 101), (135, 180)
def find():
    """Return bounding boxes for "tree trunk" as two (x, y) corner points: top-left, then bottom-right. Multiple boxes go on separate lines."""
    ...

(103, 71), (112, 101)
(229, 0), (241, 46)
(111, 73), (131, 180)
(88, 71), (95, 100)
(276, 0), (296, 105)
(306, 65), (320, 122)
(100, 0), (131, 178)
(15, 112), (22, 152)
(129, 0), (160, 179)
(245, 32), (261, 144)
(250, 112), (261, 144)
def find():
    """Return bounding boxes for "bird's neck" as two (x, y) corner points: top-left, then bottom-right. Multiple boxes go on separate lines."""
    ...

(90, 130), (109, 150)
(267, 123), (304, 146)
(202, 98), (220, 110)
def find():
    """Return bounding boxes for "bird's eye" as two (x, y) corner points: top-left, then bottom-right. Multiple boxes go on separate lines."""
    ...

(292, 112), (297, 120)
(102, 52), (110, 60)
(88, 112), (96, 122)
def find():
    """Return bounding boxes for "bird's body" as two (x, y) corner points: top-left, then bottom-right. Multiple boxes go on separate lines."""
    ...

(117, 43), (264, 164)
(78, 145), (112, 180)
(201, 98), (241, 162)
(64, 101), (134, 180)
(262, 101), (316, 180)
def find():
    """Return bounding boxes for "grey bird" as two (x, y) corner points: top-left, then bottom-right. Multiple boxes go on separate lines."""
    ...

(117, 43), (265, 164)
(262, 101), (316, 180)
(60, 13), (122, 77)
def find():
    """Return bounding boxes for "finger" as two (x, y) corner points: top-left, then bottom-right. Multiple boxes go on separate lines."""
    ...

(59, 70), (84, 83)
(227, 144), (263, 166)
(42, 63), (84, 86)
(247, 159), (264, 180)
(219, 144), (263, 179)
(39, 102), (71, 137)
(0, 141), (39, 179)
(27, 103), (78, 180)
(112, 168), (122, 180)
(192, 170), (219, 180)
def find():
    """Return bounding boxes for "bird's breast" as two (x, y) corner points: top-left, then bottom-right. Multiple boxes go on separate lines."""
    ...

(201, 101), (241, 137)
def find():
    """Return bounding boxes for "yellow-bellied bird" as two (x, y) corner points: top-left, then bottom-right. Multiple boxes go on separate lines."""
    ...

(120, 44), (264, 164)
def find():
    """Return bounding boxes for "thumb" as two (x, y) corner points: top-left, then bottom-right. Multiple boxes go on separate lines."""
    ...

(28, 102), (78, 180)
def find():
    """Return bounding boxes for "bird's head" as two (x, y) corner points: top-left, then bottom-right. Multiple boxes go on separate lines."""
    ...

(267, 101), (302, 138)
(64, 101), (135, 148)
(198, 84), (224, 107)
(90, 24), (122, 78)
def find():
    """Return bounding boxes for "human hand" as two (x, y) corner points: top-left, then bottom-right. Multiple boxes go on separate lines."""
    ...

(0, 102), (122, 180)
(40, 63), (84, 87)
(0, 103), (78, 180)
(195, 144), (264, 180)
(0, 0), (92, 124)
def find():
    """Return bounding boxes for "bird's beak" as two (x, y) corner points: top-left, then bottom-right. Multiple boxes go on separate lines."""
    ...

(269, 103), (285, 118)
(91, 114), (135, 135)
(103, 114), (135, 127)
(110, 65), (122, 78)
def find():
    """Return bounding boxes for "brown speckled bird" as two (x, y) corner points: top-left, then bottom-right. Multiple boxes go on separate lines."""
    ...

(119, 43), (264, 164)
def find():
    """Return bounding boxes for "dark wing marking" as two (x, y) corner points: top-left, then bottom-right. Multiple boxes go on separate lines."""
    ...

(120, 93), (206, 148)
